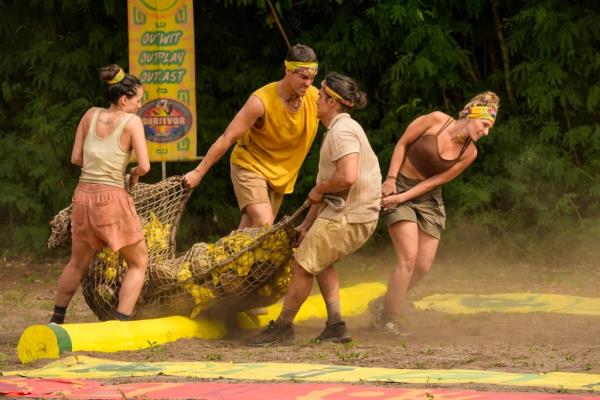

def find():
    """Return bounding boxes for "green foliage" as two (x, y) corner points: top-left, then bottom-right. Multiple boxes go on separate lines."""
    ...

(1, 0), (599, 263)
(0, 0), (127, 253)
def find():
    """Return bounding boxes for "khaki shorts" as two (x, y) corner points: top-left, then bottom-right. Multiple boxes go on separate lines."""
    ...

(71, 182), (144, 252)
(381, 174), (446, 239)
(230, 162), (283, 217)
(294, 216), (377, 275)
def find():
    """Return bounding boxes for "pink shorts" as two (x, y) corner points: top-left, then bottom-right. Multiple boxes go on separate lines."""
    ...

(70, 182), (144, 251)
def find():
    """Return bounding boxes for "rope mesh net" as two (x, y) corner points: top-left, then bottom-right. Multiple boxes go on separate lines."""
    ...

(48, 176), (302, 321)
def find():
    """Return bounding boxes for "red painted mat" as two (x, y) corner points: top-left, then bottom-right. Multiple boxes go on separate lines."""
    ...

(1, 377), (598, 399)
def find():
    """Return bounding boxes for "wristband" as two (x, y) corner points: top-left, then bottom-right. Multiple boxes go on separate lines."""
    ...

(386, 175), (397, 181)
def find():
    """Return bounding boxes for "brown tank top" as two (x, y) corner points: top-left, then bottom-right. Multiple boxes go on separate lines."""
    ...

(406, 117), (471, 178)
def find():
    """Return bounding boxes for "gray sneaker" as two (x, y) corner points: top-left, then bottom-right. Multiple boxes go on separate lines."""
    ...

(369, 295), (414, 337)
(374, 318), (413, 337)
(368, 296), (384, 318)
(369, 296), (415, 317)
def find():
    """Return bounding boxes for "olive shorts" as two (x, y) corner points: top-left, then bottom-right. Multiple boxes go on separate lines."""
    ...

(381, 174), (446, 239)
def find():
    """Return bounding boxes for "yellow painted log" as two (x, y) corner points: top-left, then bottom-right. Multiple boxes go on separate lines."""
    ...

(238, 282), (386, 328)
(17, 282), (386, 364)
(16, 325), (63, 364)
(17, 316), (226, 364)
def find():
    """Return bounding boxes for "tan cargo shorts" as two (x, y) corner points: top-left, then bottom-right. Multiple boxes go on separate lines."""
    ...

(294, 216), (377, 275)
(230, 162), (283, 217)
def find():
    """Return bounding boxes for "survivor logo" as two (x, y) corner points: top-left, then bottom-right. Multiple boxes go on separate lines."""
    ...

(139, 98), (193, 143)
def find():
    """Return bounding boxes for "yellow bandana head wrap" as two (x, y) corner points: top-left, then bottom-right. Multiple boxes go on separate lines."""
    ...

(321, 80), (354, 108)
(284, 60), (318, 74)
(462, 105), (497, 122)
(107, 68), (125, 85)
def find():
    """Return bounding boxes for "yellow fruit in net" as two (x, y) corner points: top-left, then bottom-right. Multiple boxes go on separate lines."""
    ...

(220, 232), (253, 254)
(104, 266), (118, 282)
(257, 283), (273, 297)
(209, 264), (227, 285)
(96, 248), (123, 284)
(273, 259), (293, 293)
(211, 271), (220, 286)
(188, 284), (214, 303)
(143, 212), (171, 252)
(206, 243), (228, 263)
(95, 284), (116, 305)
(260, 237), (274, 252)
(234, 251), (255, 276)
(97, 248), (119, 269)
(177, 262), (193, 283)
(260, 229), (290, 255)
(169, 226), (295, 317)
(275, 252), (289, 266)
(189, 285), (216, 319)
(254, 247), (269, 264)
(235, 263), (251, 277)
(213, 252), (228, 264)
(177, 260), (216, 317)
(233, 232), (254, 250)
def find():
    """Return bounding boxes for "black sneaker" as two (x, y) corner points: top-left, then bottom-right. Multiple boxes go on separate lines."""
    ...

(245, 320), (294, 347)
(49, 313), (65, 324)
(314, 321), (352, 343)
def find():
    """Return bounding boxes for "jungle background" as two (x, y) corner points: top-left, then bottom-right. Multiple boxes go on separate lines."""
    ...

(1, 0), (599, 265)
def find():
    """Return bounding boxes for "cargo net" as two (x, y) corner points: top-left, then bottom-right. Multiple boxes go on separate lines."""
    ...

(48, 176), (306, 321)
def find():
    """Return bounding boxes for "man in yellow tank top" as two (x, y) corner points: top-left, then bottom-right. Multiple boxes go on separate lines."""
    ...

(183, 44), (319, 228)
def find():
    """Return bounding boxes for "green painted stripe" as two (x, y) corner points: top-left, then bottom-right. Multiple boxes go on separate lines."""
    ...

(47, 324), (72, 354)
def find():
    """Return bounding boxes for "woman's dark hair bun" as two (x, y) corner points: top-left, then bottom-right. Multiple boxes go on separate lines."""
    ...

(99, 64), (142, 105)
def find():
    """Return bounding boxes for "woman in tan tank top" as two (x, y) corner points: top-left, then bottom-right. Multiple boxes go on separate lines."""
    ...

(50, 64), (150, 324)
(371, 92), (500, 335)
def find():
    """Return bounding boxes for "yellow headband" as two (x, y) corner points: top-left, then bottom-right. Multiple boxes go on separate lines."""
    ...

(284, 60), (318, 73)
(321, 81), (354, 108)
(466, 105), (497, 122)
(107, 68), (125, 85)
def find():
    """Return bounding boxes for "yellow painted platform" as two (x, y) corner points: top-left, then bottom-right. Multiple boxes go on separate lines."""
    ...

(5, 355), (600, 392)
(414, 292), (600, 315)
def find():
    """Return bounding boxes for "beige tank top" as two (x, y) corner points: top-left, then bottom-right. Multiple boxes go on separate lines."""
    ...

(79, 109), (133, 188)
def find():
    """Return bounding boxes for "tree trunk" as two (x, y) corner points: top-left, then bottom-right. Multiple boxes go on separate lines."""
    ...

(492, 0), (517, 112)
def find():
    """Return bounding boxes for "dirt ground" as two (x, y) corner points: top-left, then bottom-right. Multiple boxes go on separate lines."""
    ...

(1, 247), (599, 394)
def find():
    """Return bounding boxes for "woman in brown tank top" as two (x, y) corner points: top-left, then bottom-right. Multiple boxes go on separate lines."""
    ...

(371, 91), (500, 335)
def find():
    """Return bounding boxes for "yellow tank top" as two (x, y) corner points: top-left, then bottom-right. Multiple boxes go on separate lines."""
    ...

(230, 82), (319, 194)
(79, 108), (133, 188)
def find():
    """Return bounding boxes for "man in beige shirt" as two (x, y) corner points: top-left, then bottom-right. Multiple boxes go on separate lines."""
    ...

(246, 72), (381, 346)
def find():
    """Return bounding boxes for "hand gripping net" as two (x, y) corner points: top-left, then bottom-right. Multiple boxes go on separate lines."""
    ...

(48, 176), (307, 320)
